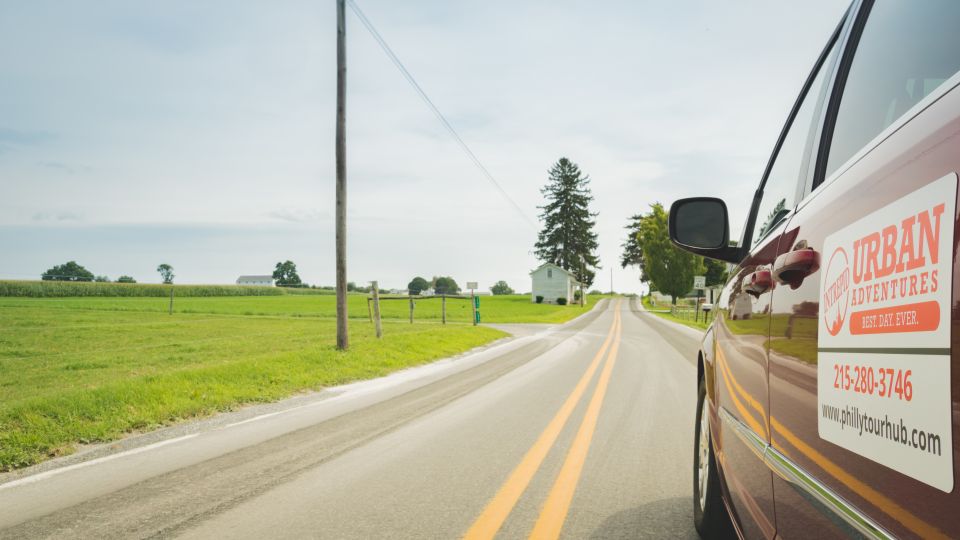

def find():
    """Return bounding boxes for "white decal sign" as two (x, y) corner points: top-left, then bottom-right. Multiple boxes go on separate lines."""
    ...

(818, 173), (956, 492)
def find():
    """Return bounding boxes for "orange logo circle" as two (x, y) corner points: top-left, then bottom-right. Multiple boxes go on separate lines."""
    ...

(822, 247), (850, 337)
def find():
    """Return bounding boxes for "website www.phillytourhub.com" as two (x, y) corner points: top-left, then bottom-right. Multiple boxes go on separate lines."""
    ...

(821, 403), (943, 456)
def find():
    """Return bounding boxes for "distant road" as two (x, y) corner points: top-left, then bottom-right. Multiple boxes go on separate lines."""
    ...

(0, 298), (704, 539)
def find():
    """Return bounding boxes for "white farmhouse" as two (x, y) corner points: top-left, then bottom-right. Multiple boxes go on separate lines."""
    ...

(236, 275), (274, 286)
(529, 262), (579, 304)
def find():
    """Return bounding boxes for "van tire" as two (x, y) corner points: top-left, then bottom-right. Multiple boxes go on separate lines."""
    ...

(693, 376), (735, 539)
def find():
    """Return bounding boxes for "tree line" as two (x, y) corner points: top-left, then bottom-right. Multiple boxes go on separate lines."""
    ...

(40, 260), (175, 285)
(620, 203), (728, 304)
(528, 156), (727, 304)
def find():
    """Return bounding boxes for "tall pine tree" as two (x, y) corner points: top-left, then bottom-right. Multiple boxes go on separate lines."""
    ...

(534, 158), (600, 286)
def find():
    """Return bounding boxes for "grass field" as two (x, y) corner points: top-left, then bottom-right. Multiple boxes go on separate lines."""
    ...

(0, 294), (604, 471)
(641, 295), (711, 331)
(0, 293), (604, 324)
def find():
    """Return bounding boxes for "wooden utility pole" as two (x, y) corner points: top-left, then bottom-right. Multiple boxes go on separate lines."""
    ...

(335, 0), (349, 350)
(409, 297), (414, 324)
(441, 295), (446, 324)
(168, 285), (174, 315)
(371, 281), (382, 338)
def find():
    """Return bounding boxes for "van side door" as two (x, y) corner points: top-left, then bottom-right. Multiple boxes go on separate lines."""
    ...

(767, 2), (960, 537)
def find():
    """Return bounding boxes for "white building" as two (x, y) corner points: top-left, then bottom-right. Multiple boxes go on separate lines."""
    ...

(529, 262), (579, 304)
(236, 275), (274, 286)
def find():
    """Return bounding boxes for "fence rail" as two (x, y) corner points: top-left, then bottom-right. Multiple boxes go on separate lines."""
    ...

(366, 291), (479, 333)
(669, 305), (714, 324)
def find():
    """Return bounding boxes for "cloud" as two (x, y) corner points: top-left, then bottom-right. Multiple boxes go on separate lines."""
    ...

(31, 211), (82, 222)
(0, 127), (55, 146)
(266, 208), (330, 223)
(36, 161), (93, 174)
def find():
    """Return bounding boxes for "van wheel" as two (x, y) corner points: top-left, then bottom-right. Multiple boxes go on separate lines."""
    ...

(693, 377), (735, 538)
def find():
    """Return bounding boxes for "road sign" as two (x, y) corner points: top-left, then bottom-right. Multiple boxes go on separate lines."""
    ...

(693, 275), (706, 290)
(466, 282), (478, 290)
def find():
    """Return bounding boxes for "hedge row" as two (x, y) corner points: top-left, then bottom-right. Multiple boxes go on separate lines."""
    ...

(0, 281), (285, 298)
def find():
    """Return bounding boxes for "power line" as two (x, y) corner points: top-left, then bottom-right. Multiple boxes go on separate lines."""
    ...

(345, 0), (536, 229)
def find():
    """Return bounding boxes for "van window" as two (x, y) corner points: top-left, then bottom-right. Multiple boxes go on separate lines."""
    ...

(825, 1), (960, 177)
(752, 39), (838, 248)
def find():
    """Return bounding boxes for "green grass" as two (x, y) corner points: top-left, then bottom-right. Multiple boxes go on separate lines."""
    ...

(0, 294), (603, 471)
(0, 307), (506, 471)
(0, 294), (605, 324)
(641, 295), (710, 331)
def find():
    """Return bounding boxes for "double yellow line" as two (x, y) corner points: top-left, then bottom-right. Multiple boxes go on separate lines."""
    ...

(465, 299), (623, 540)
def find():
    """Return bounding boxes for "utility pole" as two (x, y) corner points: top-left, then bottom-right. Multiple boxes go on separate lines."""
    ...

(335, 0), (349, 350)
(371, 281), (382, 338)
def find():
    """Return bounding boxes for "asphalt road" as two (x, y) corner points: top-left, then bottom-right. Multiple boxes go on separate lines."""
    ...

(0, 298), (705, 539)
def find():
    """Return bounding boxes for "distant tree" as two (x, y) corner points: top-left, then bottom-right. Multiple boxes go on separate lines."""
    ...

(534, 157), (600, 287)
(637, 203), (705, 304)
(703, 258), (728, 288)
(433, 276), (460, 295)
(490, 281), (514, 295)
(116, 275), (136, 283)
(94, 275), (110, 282)
(347, 281), (357, 292)
(42, 261), (94, 282)
(407, 276), (429, 295)
(620, 213), (648, 282)
(157, 263), (174, 284)
(272, 260), (302, 287)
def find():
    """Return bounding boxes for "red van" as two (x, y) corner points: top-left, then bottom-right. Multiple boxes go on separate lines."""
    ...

(669, 2), (960, 538)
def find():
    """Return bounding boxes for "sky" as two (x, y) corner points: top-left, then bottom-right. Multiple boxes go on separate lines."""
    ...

(0, 1), (849, 293)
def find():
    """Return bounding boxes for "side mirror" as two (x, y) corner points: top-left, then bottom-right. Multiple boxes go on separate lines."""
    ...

(669, 198), (744, 264)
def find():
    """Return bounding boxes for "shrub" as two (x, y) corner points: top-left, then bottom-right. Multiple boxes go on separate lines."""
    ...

(535, 295), (544, 304)
(557, 297), (567, 305)
(41, 261), (94, 282)
(408, 277), (429, 295)
(490, 280), (514, 295)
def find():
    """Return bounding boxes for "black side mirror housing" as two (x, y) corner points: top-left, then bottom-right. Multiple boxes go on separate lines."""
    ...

(669, 197), (744, 264)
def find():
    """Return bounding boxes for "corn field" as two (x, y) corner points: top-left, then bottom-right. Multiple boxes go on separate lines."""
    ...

(0, 280), (286, 298)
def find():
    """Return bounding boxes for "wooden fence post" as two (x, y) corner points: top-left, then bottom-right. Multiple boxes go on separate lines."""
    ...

(168, 285), (174, 315)
(367, 297), (372, 322)
(409, 296), (414, 324)
(371, 281), (382, 338)
(442, 295), (446, 324)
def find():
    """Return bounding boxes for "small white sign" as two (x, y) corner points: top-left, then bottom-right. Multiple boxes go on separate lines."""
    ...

(693, 275), (706, 290)
(466, 282), (478, 290)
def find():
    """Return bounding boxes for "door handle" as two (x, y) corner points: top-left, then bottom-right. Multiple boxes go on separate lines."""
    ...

(741, 267), (773, 297)
(773, 247), (821, 288)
